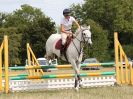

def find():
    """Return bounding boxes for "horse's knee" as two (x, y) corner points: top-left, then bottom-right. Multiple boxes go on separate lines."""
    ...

(46, 54), (55, 61)
(48, 56), (53, 60)
(45, 54), (50, 60)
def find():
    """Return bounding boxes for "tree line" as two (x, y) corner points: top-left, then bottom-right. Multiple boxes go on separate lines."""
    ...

(0, 0), (133, 65)
(71, 0), (133, 61)
(0, 4), (56, 65)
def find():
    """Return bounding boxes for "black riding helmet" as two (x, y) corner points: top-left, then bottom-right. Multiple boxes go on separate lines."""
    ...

(63, 8), (71, 16)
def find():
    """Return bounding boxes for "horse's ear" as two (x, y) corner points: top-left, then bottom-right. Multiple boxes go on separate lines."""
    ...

(88, 25), (90, 30)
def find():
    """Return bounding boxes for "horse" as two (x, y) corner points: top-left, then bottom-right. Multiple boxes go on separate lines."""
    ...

(45, 26), (92, 90)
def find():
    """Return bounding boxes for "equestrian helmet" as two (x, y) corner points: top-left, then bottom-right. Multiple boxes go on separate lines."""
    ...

(63, 8), (71, 16)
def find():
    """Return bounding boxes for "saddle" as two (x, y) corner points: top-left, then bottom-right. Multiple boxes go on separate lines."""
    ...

(55, 36), (73, 55)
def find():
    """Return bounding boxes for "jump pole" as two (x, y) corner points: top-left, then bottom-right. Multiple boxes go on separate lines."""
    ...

(10, 71), (116, 80)
(9, 62), (115, 70)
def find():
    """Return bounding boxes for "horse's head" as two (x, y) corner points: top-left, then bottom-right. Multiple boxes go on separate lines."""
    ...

(80, 25), (92, 45)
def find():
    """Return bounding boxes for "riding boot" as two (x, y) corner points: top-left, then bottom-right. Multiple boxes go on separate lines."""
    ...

(61, 44), (65, 56)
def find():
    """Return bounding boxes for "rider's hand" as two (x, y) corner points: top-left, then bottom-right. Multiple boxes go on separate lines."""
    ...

(66, 32), (72, 37)
(66, 32), (72, 34)
(73, 34), (76, 38)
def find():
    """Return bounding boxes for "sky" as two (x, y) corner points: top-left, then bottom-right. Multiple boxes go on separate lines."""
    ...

(0, 0), (84, 25)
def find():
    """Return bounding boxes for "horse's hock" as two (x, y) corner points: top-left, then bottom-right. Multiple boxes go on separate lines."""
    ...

(0, 32), (133, 93)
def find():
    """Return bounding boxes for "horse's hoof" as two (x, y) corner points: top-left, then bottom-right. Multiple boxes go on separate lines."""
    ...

(79, 80), (83, 87)
(75, 87), (79, 92)
(79, 84), (82, 88)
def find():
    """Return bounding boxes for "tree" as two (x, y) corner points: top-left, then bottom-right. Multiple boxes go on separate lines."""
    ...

(21, 15), (56, 59)
(0, 27), (22, 65)
(71, 0), (133, 60)
(2, 4), (56, 64)
(0, 12), (8, 27)
(71, 6), (110, 61)
(83, 19), (110, 62)
(81, 0), (133, 33)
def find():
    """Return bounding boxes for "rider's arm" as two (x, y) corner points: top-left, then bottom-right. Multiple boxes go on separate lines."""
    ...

(74, 20), (80, 30)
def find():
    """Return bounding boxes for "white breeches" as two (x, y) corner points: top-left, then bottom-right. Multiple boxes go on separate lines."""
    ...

(61, 32), (72, 45)
(61, 33), (67, 45)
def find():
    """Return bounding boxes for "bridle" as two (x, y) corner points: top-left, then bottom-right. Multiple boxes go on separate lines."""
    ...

(72, 28), (91, 56)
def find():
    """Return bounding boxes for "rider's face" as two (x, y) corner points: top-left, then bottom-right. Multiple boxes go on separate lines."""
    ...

(64, 15), (70, 19)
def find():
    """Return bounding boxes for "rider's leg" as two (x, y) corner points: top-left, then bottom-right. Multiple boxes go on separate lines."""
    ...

(61, 33), (67, 45)
(61, 33), (67, 55)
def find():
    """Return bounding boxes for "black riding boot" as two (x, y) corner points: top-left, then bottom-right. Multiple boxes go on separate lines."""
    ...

(61, 44), (65, 56)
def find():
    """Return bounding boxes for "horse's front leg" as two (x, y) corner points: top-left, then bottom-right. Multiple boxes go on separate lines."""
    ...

(69, 59), (80, 91)
(45, 53), (55, 65)
(76, 51), (84, 87)
(76, 61), (83, 87)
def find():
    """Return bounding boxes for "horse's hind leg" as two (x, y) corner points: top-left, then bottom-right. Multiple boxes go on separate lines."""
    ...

(45, 52), (54, 65)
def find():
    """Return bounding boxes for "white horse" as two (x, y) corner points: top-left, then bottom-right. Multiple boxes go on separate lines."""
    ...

(45, 26), (92, 90)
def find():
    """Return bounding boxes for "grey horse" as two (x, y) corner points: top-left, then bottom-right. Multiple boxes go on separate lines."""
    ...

(45, 26), (92, 90)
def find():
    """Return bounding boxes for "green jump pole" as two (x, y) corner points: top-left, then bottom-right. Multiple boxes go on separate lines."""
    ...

(10, 71), (116, 80)
(2, 74), (28, 77)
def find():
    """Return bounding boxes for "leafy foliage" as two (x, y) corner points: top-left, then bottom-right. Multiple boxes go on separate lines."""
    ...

(0, 27), (21, 65)
(0, 4), (56, 65)
(71, 0), (133, 61)
(0, 1), (133, 65)
(83, 19), (110, 62)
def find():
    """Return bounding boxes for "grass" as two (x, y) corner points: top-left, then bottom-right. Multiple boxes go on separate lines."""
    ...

(0, 85), (133, 99)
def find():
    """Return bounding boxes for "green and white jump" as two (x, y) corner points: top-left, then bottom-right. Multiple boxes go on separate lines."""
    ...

(1, 32), (133, 93)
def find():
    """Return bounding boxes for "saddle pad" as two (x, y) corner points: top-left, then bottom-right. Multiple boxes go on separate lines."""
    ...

(55, 39), (62, 50)
(55, 38), (72, 50)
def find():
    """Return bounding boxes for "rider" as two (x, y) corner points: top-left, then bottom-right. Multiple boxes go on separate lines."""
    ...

(60, 8), (80, 55)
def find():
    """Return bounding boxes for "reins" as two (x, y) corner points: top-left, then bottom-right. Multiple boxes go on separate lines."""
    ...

(72, 29), (90, 57)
